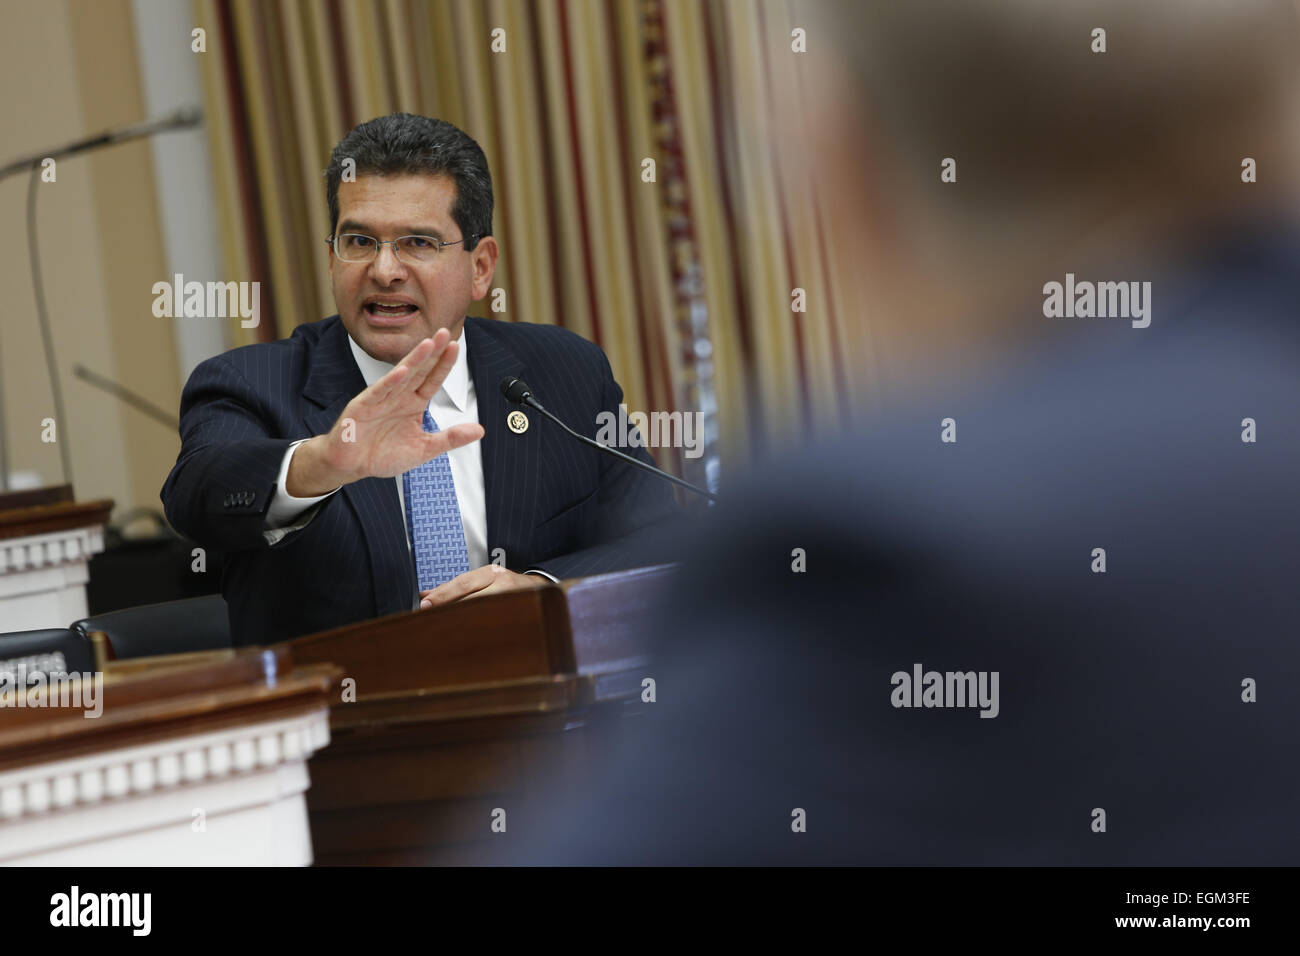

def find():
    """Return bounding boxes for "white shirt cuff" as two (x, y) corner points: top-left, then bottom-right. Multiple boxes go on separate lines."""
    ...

(263, 440), (339, 544)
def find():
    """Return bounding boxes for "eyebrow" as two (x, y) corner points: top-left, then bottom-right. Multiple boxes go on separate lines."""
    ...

(336, 219), (445, 239)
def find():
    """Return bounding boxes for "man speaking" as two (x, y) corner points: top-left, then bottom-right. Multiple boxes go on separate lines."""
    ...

(162, 113), (677, 645)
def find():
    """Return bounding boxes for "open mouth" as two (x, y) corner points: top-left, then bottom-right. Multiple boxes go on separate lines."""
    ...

(364, 301), (419, 322)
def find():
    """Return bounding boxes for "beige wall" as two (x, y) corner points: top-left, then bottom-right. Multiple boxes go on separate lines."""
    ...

(0, 0), (180, 518)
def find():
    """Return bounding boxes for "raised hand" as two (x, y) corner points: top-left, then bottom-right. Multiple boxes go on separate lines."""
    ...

(286, 329), (485, 496)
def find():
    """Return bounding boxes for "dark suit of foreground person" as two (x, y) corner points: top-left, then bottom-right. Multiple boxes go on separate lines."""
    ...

(494, 0), (1300, 865)
(502, 226), (1300, 865)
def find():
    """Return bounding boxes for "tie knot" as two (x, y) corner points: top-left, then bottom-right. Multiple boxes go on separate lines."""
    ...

(423, 409), (441, 433)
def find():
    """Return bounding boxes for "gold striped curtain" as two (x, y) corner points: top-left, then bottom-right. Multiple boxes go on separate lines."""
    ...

(193, 0), (860, 473)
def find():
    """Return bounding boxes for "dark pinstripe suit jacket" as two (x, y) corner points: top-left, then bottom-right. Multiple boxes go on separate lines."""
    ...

(161, 314), (679, 645)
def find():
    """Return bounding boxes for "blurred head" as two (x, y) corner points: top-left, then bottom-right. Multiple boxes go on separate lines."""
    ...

(324, 114), (498, 364)
(797, 0), (1300, 385)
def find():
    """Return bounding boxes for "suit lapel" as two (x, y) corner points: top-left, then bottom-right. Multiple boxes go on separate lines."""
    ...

(465, 316), (537, 557)
(302, 317), (414, 616)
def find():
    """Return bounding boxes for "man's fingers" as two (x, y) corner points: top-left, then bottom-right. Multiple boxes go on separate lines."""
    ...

(366, 359), (412, 407)
(397, 329), (451, 395)
(413, 337), (459, 401)
(357, 329), (453, 412)
(366, 335), (433, 405)
(336, 331), (477, 476)
(420, 565), (502, 608)
(439, 422), (485, 450)
(416, 423), (484, 461)
(419, 568), (546, 610)
(378, 329), (448, 401)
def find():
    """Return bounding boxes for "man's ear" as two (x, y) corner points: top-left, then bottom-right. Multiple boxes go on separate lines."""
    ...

(470, 236), (499, 299)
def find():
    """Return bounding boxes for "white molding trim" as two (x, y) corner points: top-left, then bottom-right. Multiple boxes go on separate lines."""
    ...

(0, 525), (103, 576)
(0, 525), (106, 630)
(0, 707), (331, 866)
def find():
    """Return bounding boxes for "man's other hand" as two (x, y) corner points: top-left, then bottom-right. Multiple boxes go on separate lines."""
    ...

(419, 564), (550, 609)
(286, 329), (485, 496)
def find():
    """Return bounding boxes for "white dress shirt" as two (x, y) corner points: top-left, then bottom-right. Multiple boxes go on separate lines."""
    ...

(263, 327), (488, 573)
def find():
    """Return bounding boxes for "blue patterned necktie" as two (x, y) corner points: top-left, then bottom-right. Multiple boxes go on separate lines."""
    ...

(403, 409), (471, 591)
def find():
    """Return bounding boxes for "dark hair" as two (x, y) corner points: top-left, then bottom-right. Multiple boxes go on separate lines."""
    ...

(324, 113), (493, 250)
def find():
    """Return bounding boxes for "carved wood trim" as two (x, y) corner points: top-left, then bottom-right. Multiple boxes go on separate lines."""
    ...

(0, 498), (114, 542)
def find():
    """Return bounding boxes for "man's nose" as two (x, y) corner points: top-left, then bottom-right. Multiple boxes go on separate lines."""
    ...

(368, 241), (408, 281)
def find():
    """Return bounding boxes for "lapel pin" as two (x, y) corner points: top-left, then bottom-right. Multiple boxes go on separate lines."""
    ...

(507, 410), (529, 434)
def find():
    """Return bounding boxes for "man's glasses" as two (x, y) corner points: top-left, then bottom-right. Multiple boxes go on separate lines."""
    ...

(326, 233), (480, 264)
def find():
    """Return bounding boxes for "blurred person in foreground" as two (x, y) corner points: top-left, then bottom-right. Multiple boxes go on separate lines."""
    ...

(498, 0), (1300, 864)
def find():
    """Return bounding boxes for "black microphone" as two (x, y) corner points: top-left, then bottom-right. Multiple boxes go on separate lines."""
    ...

(500, 376), (534, 405)
(499, 377), (718, 502)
